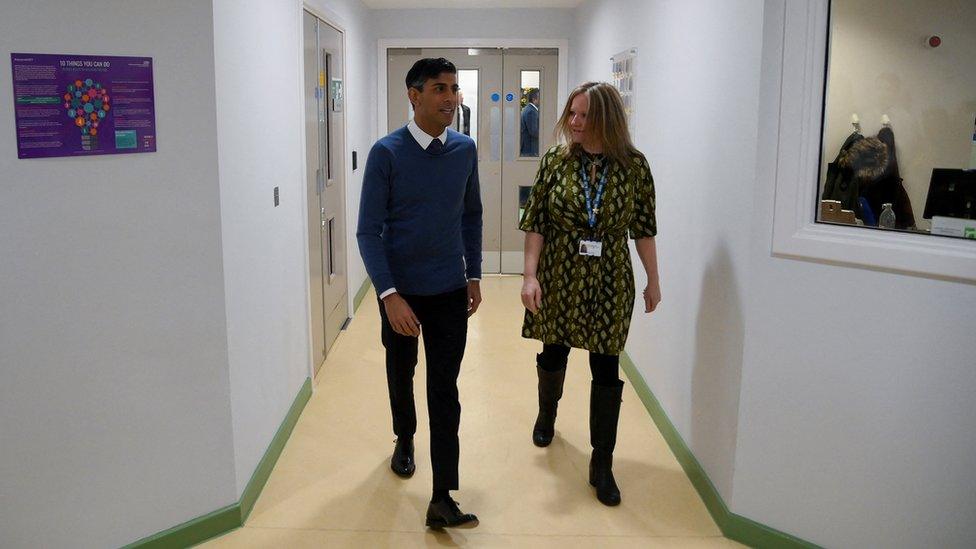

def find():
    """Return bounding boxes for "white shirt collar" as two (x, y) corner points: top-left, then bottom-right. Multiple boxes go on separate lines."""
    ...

(407, 119), (448, 150)
(528, 102), (539, 111)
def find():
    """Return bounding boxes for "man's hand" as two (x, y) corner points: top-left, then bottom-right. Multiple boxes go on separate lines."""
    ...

(467, 280), (482, 317)
(521, 276), (543, 314)
(382, 293), (421, 337)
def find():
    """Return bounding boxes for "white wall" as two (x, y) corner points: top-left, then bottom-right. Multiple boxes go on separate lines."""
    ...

(822, 0), (976, 229)
(573, 0), (763, 504)
(732, 2), (976, 547)
(0, 2), (236, 548)
(371, 8), (574, 41)
(211, 0), (314, 494)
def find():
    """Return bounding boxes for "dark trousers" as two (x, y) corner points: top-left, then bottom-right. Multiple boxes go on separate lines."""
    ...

(378, 286), (468, 490)
(538, 343), (620, 385)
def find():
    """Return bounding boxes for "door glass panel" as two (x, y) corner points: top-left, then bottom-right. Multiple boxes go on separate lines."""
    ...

(518, 185), (533, 223)
(322, 52), (332, 180)
(519, 70), (541, 157)
(457, 69), (478, 145)
(328, 217), (335, 278)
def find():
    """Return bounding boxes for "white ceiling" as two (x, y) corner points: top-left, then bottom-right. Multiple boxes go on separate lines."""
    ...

(361, 0), (582, 8)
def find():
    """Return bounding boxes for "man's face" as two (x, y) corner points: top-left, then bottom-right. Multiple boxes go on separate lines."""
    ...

(409, 72), (459, 131)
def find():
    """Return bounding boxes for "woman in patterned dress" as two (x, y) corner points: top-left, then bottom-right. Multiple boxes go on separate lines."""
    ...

(519, 82), (661, 506)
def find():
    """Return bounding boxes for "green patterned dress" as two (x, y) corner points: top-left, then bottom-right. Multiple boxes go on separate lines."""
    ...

(519, 145), (657, 355)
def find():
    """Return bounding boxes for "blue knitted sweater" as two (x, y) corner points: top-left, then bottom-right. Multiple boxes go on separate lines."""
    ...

(356, 126), (483, 296)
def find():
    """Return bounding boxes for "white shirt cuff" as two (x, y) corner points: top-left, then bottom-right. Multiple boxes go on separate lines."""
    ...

(378, 288), (397, 299)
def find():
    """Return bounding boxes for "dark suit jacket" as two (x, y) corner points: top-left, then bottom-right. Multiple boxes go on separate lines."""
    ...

(456, 104), (471, 136)
(520, 104), (539, 156)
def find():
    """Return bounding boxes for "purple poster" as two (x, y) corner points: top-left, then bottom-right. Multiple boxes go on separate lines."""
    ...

(10, 53), (156, 159)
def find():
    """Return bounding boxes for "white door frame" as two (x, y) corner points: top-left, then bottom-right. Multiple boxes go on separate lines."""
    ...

(377, 38), (569, 138)
(299, 3), (351, 384)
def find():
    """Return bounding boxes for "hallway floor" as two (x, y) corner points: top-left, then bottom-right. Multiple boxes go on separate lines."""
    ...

(203, 276), (740, 548)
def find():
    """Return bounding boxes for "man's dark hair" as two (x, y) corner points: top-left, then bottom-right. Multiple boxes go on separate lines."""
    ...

(405, 58), (457, 91)
(526, 88), (540, 103)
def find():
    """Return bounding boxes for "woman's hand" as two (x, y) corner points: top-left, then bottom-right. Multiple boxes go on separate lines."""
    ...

(521, 276), (543, 314)
(643, 281), (661, 313)
(635, 237), (661, 314)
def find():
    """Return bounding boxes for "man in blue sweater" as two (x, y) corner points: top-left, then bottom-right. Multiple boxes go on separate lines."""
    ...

(357, 58), (482, 529)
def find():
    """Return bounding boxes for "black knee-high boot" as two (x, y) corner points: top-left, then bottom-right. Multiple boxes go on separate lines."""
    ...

(589, 380), (623, 506)
(532, 355), (567, 447)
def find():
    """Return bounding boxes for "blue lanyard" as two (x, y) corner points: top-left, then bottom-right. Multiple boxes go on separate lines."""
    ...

(580, 160), (610, 230)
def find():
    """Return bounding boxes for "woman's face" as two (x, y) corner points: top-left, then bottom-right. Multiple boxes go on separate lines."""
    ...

(568, 93), (590, 145)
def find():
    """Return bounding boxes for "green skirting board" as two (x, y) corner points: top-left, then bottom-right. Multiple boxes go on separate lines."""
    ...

(620, 352), (821, 549)
(123, 377), (312, 548)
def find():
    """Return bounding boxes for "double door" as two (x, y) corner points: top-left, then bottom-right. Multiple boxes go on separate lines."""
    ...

(387, 47), (559, 273)
(304, 11), (348, 374)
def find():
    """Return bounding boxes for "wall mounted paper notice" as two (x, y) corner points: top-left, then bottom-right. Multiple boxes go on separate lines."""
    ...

(10, 53), (157, 159)
(610, 49), (636, 133)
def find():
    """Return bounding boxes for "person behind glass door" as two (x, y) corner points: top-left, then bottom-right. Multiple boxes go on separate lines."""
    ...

(357, 57), (483, 529)
(519, 81), (661, 506)
(456, 90), (471, 136)
(520, 88), (540, 156)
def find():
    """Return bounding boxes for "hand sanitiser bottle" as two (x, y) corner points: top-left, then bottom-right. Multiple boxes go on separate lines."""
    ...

(879, 203), (896, 229)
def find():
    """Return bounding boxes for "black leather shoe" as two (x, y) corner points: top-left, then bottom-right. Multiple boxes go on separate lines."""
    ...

(425, 497), (479, 529)
(390, 436), (415, 478)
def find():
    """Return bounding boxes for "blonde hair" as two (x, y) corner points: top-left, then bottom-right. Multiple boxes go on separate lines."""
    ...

(554, 82), (639, 167)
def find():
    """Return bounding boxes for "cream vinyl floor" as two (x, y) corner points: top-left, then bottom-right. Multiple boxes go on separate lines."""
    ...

(203, 276), (741, 548)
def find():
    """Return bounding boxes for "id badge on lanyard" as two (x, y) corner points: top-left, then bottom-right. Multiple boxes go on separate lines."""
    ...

(579, 239), (603, 257)
(579, 160), (608, 257)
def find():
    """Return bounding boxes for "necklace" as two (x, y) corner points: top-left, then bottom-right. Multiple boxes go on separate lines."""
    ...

(582, 150), (605, 167)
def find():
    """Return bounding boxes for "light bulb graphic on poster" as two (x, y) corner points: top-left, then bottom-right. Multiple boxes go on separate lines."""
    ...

(10, 53), (157, 159)
(65, 78), (110, 151)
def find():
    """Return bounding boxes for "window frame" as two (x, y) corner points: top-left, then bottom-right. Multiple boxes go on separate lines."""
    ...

(769, 0), (976, 282)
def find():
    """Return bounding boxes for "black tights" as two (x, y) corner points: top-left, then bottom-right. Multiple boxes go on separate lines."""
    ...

(537, 343), (620, 385)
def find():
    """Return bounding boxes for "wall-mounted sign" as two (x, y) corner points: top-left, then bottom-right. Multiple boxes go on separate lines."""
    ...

(610, 48), (637, 132)
(330, 78), (343, 112)
(10, 53), (157, 159)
